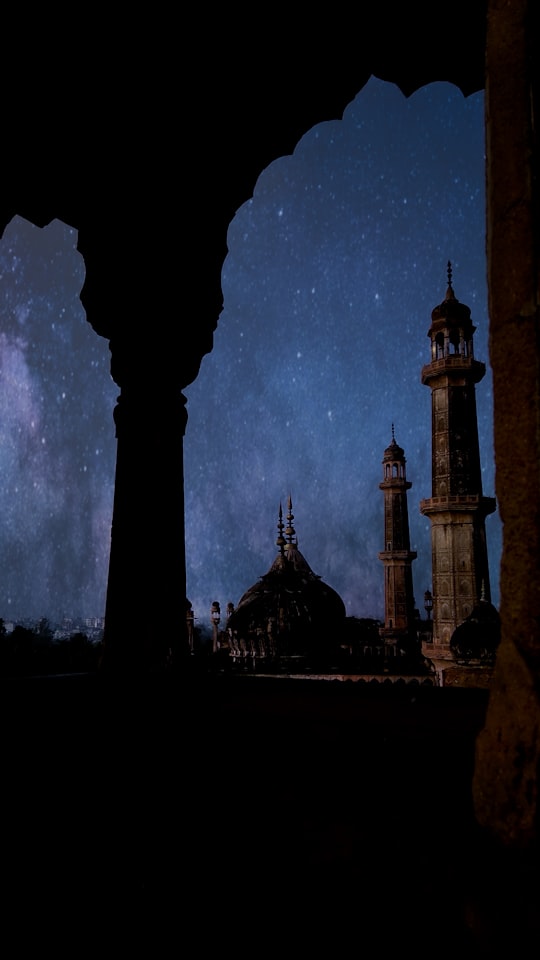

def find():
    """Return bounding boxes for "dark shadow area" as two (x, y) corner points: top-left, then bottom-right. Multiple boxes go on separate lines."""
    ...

(2, 673), (538, 956)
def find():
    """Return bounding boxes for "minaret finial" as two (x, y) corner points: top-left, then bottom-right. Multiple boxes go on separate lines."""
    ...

(391, 422), (395, 442)
(445, 260), (456, 301)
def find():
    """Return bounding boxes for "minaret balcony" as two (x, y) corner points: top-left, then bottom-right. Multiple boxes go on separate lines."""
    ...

(378, 550), (417, 561)
(421, 355), (486, 386)
(379, 479), (412, 491)
(420, 494), (497, 517)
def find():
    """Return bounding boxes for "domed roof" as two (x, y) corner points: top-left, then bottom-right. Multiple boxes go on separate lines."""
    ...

(429, 261), (473, 332)
(450, 593), (501, 663)
(226, 497), (346, 665)
(383, 425), (405, 461)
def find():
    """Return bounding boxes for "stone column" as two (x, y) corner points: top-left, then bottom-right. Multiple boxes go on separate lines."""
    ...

(100, 353), (190, 674)
(473, 0), (540, 846)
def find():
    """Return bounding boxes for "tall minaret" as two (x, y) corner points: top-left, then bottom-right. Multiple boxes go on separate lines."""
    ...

(420, 263), (496, 667)
(378, 426), (418, 655)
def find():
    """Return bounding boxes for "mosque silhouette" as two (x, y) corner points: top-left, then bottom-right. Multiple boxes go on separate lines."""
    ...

(194, 266), (500, 686)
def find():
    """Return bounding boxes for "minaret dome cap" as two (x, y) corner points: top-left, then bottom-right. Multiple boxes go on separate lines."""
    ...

(430, 261), (472, 331)
(383, 424), (405, 461)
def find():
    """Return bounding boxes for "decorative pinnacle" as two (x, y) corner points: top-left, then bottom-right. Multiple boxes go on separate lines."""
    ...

(276, 502), (286, 554)
(391, 422), (395, 442)
(285, 495), (296, 545)
(444, 260), (457, 301)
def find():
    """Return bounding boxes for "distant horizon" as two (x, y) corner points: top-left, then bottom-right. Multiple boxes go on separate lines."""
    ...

(1, 613), (105, 628)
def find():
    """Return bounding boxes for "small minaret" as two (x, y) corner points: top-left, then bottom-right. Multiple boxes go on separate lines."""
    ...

(378, 425), (418, 656)
(420, 263), (496, 667)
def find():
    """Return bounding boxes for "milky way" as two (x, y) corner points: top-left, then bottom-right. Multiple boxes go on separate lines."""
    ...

(0, 218), (117, 623)
(0, 78), (502, 631)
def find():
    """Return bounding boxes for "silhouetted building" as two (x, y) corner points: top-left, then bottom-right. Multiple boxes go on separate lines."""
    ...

(225, 496), (346, 669)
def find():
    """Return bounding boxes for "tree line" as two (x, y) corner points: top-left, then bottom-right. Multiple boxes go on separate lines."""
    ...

(0, 618), (102, 677)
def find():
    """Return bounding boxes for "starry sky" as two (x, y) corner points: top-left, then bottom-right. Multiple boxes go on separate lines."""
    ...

(184, 78), (501, 629)
(0, 77), (502, 630)
(0, 217), (118, 624)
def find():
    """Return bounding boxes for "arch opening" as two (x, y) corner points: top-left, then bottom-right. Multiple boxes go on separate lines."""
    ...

(184, 77), (501, 636)
(0, 215), (117, 633)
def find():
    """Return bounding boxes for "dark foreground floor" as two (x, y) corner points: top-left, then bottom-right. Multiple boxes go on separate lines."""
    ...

(2, 670), (538, 956)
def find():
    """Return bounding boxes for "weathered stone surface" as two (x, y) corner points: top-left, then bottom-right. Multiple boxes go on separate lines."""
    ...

(474, 639), (540, 846)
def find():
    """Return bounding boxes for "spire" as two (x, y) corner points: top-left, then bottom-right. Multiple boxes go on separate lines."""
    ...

(276, 502), (286, 555)
(285, 495), (297, 547)
(383, 425), (405, 463)
(428, 261), (472, 335)
(446, 260), (456, 300)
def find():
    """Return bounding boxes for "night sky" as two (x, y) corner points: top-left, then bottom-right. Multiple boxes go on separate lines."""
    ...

(0, 77), (502, 630)
(0, 216), (117, 624)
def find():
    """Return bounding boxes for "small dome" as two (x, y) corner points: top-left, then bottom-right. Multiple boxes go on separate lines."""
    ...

(429, 261), (473, 333)
(382, 424), (405, 461)
(431, 288), (471, 326)
(450, 597), (501, 663)
(383, 436), (405, 461)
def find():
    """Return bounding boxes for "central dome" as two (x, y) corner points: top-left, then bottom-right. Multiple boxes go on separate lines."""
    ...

(226, 497), (346, 667)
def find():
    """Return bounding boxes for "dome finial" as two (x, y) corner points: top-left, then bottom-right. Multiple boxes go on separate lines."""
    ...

(285, 495), (297, 546)
(276, 501), (286, 555)
(391, 422), (395, 442)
